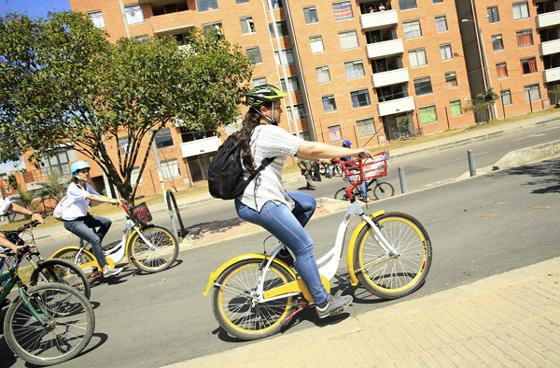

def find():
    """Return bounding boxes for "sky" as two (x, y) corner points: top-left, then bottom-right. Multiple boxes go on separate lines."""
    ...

(0, 1), (71, 173)
(0, 0), (70, 19)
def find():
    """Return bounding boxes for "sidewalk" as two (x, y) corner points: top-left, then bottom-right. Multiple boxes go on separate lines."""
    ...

(163, 257), (560, 368)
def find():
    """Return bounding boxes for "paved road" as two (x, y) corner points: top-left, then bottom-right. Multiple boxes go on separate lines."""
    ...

(34, 121), (560, 257)
(3, 157), (559, 368)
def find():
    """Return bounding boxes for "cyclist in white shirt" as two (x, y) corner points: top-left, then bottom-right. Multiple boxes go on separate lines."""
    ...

(61, 160), (121, 278)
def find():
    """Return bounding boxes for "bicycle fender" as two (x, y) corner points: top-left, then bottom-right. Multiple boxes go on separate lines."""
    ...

(346, 210), (385, 286)
(49, 246), (101, 269)
(202, 253), (296, 297)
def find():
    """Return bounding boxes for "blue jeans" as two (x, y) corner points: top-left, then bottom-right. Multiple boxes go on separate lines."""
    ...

(64, 214), (112, 269)
(235, 191), (329, 306)
(346, 176), (368, 200)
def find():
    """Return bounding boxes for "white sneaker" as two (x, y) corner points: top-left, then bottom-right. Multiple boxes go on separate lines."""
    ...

(103, 267), (122, 278)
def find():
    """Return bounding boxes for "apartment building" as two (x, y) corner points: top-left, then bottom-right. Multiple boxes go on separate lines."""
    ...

(23, 0), (552, 197)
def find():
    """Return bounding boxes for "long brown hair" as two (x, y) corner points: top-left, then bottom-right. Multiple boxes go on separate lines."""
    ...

(231, 102), (271, 174)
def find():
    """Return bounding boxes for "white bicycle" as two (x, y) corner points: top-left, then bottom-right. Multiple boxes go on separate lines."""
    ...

(204, 156), (432, 340)
(51, 200), (179, 277)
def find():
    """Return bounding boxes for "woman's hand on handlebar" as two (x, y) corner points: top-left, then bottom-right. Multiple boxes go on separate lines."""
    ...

(31, 213), (44, 224)
(356, 148), (374, 159)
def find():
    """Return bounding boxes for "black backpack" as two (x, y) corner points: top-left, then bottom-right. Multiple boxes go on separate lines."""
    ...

(207, 136), (274, 200)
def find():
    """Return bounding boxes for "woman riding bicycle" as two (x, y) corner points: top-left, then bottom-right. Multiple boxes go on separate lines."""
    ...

(61, 160), (121, 278)
(233, 84), (372, 318)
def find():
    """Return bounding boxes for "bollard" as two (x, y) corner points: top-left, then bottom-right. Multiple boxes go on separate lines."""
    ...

(398, 167), (409, 194)
(467, 150), (477, 177)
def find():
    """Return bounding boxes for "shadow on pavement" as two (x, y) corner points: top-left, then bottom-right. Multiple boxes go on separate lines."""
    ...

(187, 218), (245, 237)
(496, 158), (560, 194)
(78, 332), (109, 357)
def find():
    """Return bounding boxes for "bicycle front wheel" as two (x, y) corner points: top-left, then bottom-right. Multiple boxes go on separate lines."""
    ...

(30, 259), (91, 300)
(127, 225), (179, 273)
(334, 188), (350, 201)
(354, 212), (432, 299)
(372, 181), (395, 200)
(3, 283), (95, 366)
(212, 259), (295, 340)
(52, 248), (100, 282)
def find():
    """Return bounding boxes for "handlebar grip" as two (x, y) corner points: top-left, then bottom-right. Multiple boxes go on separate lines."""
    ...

(358, 152), (367, 159)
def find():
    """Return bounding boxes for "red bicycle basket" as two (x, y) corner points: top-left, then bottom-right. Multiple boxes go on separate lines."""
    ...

(130, 202), (152, 225)
(339, 151), (389, 184)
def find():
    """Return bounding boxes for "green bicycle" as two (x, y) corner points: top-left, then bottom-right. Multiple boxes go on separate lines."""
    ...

(0, 246), (95, 366)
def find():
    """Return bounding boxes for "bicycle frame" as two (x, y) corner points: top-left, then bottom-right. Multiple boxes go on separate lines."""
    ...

(204, 200), (400, 304)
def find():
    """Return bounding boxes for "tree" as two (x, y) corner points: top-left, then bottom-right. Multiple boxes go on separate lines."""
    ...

(0, 12), (252, 202)
(466, 88), (499, 123)
(35, 171), (67, 201)
(549, 85), (560, 107)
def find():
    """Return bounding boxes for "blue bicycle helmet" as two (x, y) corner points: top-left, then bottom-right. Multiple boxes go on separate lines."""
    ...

(342, 140), (352, 148)
(71, 160), (91, 178)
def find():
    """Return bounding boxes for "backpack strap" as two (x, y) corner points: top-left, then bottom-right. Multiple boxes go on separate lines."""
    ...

(245, 157), (276, 183)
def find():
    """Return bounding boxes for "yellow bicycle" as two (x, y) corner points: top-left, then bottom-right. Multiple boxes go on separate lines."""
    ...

(203, 156), (432, 340)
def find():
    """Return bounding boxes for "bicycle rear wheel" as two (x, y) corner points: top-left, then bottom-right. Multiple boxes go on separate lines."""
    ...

(334, 188), (350, 201)
(127, 225), (179, 273)
(52, 248), (100, 282)
(212, 259), (294, 340)
(30, 259), (91, 300)
(372, 182), (395, 200)
(354, 212), (432, 299)
(3, 283), (95, 366)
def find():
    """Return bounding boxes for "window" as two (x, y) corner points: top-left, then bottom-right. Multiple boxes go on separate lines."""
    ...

(241, 17), (255, 34)
(236, 0), (249, 3)
(135, 34), (149, 41)
(419, 105), (437, 124)
(351, 89), (371, 108)
(88, 11), (104, 28)
(408, 48), (427, 67)
(152, 1), (188, 15)
(435, 16), (448, 32)
(516, 30), (533, 47)
(344, 60), (365, 79)
(246, 47), (262, 64)
(286, 104), (307, 121)
(281, 76), (300, 92)
(513, 2), (529, 20)
(356, 118), (375, 137)
(203, 22), (222, 36)
(310, 36), (325, 53)
(131, 167), (143, 185)
(445, 71), (458, 87)
(328, 125), (343, 141)
(521, 57), (537, 74)
(197, 0), (218, 11)
(125, 4), (144, 24)
(39, 148), (76, 177)
(414, 77), (433, 95)
(269, 21), (289, 37)
(403, 20), (422, 39)
(338, 30), (359, 50)
(119, 137), (133, 155)
(399, 0), (417, 10)
(161, 159), (180, 180)
(524, 84), (540, 102)
(450, 100), (462, 116)
(440, 44), (453, 60)
(487, 6), (500, 23)
(155, 128), (173, 148)
(433, 0), (443, 3)
(501, 90), (512, 105)
(274, 49), (294, 65)
(322, 95), (337, 112)
(496, 63), (508, 78)
(491, 34), (504, 51)
(267, 0), (282, 9)
(333, 1), (353, 21)
(316, 65), (331, 83)
(304, 6), (319, 24)
(253, 77), (267, 87)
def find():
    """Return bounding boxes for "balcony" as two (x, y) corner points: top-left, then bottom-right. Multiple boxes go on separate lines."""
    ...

(536, 9), (560, 29)
(180, 136), (221, 158)
(544, 66), (560, 82)
(150, 10), (194, 35)
(366, 39), (403, 59)
(360, 9), (398, 31)
(372, 68), (409, 88)
(541, 38), (560, 56)
(377, 96), (415, 117)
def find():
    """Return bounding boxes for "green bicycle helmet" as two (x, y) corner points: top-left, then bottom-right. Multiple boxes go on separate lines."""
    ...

(244, 84), (288, 109)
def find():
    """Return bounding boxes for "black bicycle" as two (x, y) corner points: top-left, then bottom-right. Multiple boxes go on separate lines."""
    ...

(318, 160), (343, 178)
